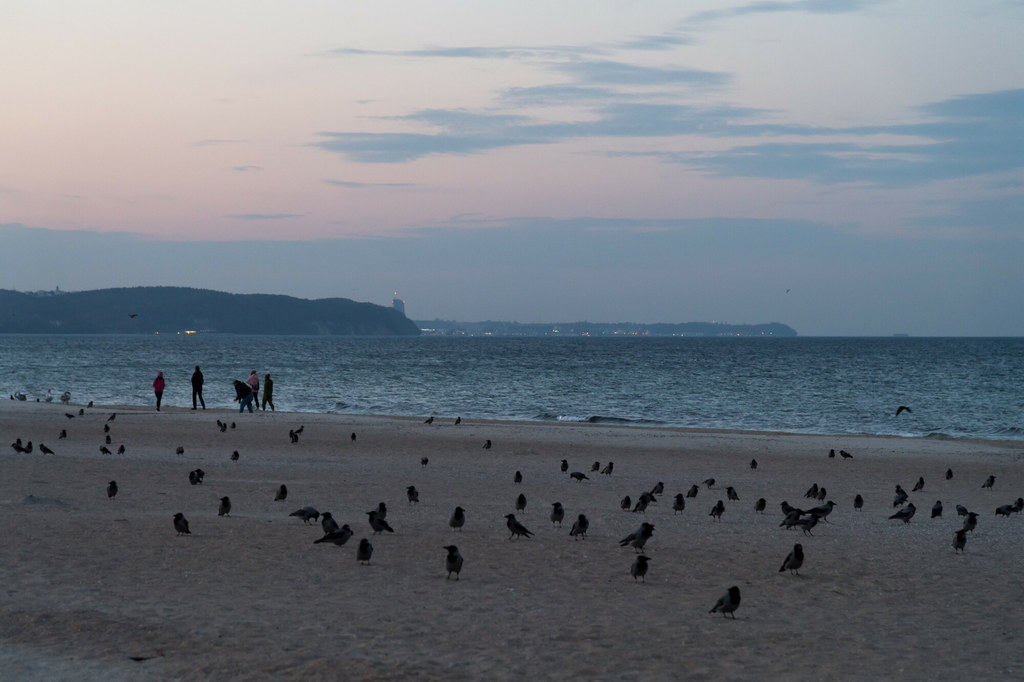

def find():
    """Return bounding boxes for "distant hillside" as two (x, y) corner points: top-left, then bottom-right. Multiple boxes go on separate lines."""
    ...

(0, 287), (420, 336)
(416, 320), (797, 337)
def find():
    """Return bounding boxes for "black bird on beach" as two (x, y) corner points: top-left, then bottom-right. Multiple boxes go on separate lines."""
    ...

(454, 416), (461, 426)
(444, 545), (464, 579)
(560, 459), (569, 473)
(315, 524), (353, 546)
(779, 543), (804, 575)
(686, 485), (699, 499)
(176, 446), (184, 455)
(709, 500), (725, 521)
(995, 504), (1016, 517)
(806, 500), (836, 522)
(230, 450), (239, 461)
(290, 507), (320, 524)
(804, 483), (819, 499)
(952, 529), (967, 553)
(982, 475), (996, 489)
(650, 481), (664, 497)
(375, 502), (388, 519)
(828, 449), (836, 458)
(710, 586), (741, 618)
(11, 438), (24, 453)
(632, 494), (650, 514)
(515, 493), (527, 513)
(351, 432), (357, 441)
(275, 485), (288, 501)
(64, 413), (75, 419)
(912, 477), (925, 492)
(21, 442), (32, 453)
(449, 506), (466, 531)
(483, 440), (491, 450)
(591, 461), (600, 472)
(59, 429), (67, 439)
(514, 470), (522, 484)
(505, 513), (533, 539)
(854, 494), (864, 511)
(550, 502), (565, 527)
(406, 485), (419, 504)
(750, 459), (758, 470)
(619, 522), (654, 552)
(105, 434), (111, 445)
(673, 494), (686, 514)
(601, 462), (614, 475)
(218, 496), (231, 517)
(188, 470), (201, 485)
(366, 510), (394, 534)
(893, 486), (908, 508)
(424, 416), (434, 425)
(173, 512), (190, 536)
(219, 421), (227, 432)
(104, 424), (110, 433)
(840, 450), (853, 459)
(631, 555), (651, 583)
(620, 495), (632, 511)
(945, 468), (954, 480)
(963, 511), (979, 533)
(107, 480), (118, 499)
(289, 430), (299, 444)
(896, 405), (912, 416)
(39, 443), (54, 455)
(570, 513), (589, 539)
(703, 478), (716, 489)
(421, 456), (429, 467)
(889, 503), (917, 523)
(931, 500), (943, 518)
(726, 486), (740, 502)
(107, 413), (116, 422)
(955, 504), (969, 517)
(570, 471), (589, 483)
(99, 445), (112, 455)
(356, 538), (374, 564)
(754, 498), (767, 514)
(116, 444), (125, 455)
(798, 515), (819, 536)
(321, 512), (340, 534)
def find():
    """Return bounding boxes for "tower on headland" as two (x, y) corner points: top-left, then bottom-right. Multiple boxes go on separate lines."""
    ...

(392, 292), (405, 316)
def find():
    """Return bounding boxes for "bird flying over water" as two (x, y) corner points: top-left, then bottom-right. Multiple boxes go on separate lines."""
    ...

(896, 405), (912, 416)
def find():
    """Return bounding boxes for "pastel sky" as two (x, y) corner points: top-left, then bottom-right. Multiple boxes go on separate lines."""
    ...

(2, 0), (1022, 335)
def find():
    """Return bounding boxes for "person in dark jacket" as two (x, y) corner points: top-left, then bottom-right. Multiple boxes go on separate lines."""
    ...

(191, 365), (205, 410)
(234, 380), (254, 413)
(152, 372), (165, 411)
(261, 373), (275, 412)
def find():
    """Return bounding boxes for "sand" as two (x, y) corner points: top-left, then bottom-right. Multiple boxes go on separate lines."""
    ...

(2, 400), (1023, 681)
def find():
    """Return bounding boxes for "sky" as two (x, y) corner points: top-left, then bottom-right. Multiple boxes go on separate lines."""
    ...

(1, 0), (1022, 336)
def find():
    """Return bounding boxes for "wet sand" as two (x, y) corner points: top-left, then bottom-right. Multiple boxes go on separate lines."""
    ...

(2, 401), (1023, 680)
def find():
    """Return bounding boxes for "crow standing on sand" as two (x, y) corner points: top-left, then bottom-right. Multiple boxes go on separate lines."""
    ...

(444, 545), (464, 579)
(710, 586), (741, 618)
(673, 494), (686, 514)
(505, 513), (533, 539)
(982, 475), (996, 489)
(619, 522), (654, 552)
(889, 503), (917, 523)
(952, 529), (967, 553)
(854, 494), (864, 511)
(686, 485), (699, 499)
(449, 506), (466, 531)
(560, 459), (569, 473)
(367, 510), (394, 534)
(514, 470), (523, 484)
(406, 486), (419, 504)
(315, 524), (354, 546)
(107, 480), (118, 499)
(601, 462), (614, 475)
(570, 514), (589, 539)
(218, 496), (231, 517)
(515, 493), (527, 513)
(275, 485), (288, 501)
(931, 500), (943, 518)
(290, 507), (320, 524)
(779, 543), (804, 575)
(631, 555), (651, 583)
(321, 512), (340, 534)
(356, 538), (374, 564)
(550, 502), (565, 527)
(709, 500), (725, 521)
(173, 512), (190, 535)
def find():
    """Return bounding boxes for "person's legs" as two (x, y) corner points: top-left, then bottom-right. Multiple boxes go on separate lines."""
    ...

(192, 389), (198, 410)
(155, 392), (162, 411)
(199, 391), (205, 409)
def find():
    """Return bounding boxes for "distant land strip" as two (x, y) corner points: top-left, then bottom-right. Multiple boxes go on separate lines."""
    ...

(415, 320), (797, 337)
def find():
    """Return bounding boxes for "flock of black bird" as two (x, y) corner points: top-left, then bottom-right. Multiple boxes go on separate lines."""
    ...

(9, 406), (1023, 621)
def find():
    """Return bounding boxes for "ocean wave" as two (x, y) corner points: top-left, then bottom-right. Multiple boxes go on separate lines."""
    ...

(535, 412), (665, 426)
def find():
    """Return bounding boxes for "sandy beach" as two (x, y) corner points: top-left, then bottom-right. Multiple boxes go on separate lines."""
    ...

(2, 400), (1023, 681)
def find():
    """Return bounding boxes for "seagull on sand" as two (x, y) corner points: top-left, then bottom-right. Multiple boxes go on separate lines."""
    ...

(444, 545), (464, 580)
(710, 586), (741, 618)
(779, 543), (804, 575)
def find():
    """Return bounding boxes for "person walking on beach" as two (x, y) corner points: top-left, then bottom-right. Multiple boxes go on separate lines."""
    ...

(152, 371), (165, 411)
(261, 373), (275, 412)
(247, 371), (260, 408)
(234, 380), (254, 413)
(191, 365), (206, 410)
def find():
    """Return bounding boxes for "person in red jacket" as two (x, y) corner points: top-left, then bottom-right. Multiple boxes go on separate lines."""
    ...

(152, 371), (165, 411)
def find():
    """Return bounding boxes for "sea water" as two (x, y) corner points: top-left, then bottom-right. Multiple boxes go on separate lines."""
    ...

(1, 335), (1021, 441)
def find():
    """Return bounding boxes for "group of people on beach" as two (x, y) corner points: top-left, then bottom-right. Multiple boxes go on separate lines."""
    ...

(150, 367), (275, 413)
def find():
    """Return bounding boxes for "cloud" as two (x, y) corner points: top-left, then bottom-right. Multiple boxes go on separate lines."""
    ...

(552, 60), (728, 87)
(686, 0), (876, 25)
(323, 179), (414, 189)
(227, 213), (304, 220)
